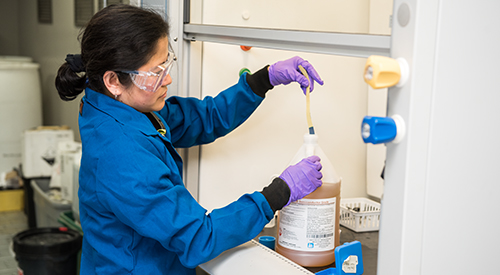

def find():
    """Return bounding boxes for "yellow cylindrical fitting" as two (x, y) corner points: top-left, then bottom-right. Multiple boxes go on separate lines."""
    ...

(364, 55), (403, 89)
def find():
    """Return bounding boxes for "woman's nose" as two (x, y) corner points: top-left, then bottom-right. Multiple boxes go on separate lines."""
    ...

(163, 74), (172, 86)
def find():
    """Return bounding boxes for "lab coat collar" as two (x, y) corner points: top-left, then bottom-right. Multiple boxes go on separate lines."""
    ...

(83, 87), (165, 137)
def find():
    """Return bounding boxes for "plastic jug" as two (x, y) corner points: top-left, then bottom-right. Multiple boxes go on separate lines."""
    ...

(276, 133), (342, 267)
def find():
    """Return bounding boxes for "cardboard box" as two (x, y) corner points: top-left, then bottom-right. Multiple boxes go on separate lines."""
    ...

(22, 126), (74, 178)
(0, 189), (24, 212)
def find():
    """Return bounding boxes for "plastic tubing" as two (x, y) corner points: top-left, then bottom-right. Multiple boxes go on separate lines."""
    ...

(298, 65), (315, 134)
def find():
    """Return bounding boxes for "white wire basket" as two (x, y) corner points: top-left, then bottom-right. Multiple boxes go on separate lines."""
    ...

(340, 197), (381, 232)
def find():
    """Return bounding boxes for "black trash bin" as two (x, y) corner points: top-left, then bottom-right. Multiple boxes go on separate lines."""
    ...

(13, 227), (82, 275)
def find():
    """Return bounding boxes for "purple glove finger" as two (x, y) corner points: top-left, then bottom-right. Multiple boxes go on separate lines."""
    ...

(299, 60), (324, 94)
(306, 158), (323, 182)
(305, 155), (322, 171)
(306, 155), (321, 162)
(269, 56), (324, 95)
(300, 61), (324, 86)
(279, 155), (323, 207)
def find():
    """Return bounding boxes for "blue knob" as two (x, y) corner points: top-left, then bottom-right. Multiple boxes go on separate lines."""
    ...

(361, 116), (397, 144)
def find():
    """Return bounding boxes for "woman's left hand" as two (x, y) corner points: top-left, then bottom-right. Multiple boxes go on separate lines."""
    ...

(268, 56), (324, 94)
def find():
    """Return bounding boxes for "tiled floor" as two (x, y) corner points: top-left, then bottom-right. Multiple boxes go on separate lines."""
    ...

(0, 210), (27, 275)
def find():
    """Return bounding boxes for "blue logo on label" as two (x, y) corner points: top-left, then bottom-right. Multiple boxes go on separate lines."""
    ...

(307, 243), (314, 248)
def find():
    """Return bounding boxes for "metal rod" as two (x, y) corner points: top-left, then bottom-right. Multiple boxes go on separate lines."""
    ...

(184, 24), (391, 58)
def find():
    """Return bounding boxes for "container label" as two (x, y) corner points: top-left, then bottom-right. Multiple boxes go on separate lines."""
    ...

(342, 255), (358, 273)
(278, 197), (336, 252)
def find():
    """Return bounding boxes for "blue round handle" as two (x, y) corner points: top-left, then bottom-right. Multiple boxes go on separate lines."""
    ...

(361, 116), (397, 144)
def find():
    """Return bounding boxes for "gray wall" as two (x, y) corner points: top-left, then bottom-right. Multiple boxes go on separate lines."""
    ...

(0, 0), (82, 140)
(0, 0), (20, 55)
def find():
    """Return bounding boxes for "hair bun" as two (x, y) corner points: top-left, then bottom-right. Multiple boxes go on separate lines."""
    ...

(65, 54), (86, 73)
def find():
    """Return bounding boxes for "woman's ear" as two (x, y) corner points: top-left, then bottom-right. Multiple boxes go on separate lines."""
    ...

(103, 71), (122, 98)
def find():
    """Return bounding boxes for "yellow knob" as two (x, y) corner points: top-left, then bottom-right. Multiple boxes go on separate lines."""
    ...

(364, 56), (407, 89)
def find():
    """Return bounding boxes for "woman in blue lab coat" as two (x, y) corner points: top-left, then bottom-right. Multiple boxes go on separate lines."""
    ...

(55, 4), (324, 275)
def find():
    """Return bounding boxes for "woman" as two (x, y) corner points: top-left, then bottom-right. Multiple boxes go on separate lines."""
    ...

(55, 4), (325, 274)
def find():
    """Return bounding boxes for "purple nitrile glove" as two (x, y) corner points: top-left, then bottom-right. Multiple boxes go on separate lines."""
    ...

(268, 56), (324, 94)
(279, 155), (323, 207)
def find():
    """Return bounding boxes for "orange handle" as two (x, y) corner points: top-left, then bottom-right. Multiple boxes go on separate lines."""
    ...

(240, 45), (252, 51)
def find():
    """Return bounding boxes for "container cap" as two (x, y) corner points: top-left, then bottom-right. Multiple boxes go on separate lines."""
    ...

(13, 227), (82, 257)
(258, 236), (276, 250)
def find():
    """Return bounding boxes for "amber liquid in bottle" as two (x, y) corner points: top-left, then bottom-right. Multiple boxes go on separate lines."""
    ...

(276, 180), (341, 267)
(276, 133), (341, 267)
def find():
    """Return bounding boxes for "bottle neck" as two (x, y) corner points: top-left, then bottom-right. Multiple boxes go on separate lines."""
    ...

(303, 134), (317, 157)
(303, 133), (318, 145)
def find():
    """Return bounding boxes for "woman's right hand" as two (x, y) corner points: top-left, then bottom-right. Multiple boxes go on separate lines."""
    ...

(268, 56), (324, 94)
(279, 155), (323, 206)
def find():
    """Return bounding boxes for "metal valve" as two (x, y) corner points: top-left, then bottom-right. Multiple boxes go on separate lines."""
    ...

(361, 115), (406, 144)
(364, 56), (409, 89)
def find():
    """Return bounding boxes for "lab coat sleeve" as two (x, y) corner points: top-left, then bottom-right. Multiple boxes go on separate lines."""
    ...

(94, 135), (274, 268)
(159, 73), (264, 148)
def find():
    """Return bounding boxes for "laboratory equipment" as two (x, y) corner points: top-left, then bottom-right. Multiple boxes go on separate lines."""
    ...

(363, 55), (408, 89)
(240, 45), (252, 51)
(362, 55), (407, 145)
(239, 68), (251, 77)
(361, 115), (405, 144)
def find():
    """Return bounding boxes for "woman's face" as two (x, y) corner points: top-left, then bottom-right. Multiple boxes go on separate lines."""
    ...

(119, 36), (172, 113)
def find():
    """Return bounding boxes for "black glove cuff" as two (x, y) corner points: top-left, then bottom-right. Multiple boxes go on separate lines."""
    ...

(245, 65), (274, 98)
(260, 177), (290, 213)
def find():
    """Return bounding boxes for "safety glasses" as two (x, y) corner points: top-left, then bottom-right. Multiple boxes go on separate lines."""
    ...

(121, 51), (176, 93)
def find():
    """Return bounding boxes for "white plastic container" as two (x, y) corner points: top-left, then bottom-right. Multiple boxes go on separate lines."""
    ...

(49, 141), (82, 201)
(0, 62), (42, 175)
(276, 133), (342, 267)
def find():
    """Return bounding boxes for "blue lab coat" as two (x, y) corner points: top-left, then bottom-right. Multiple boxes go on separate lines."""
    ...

(78, 74), (274, 274)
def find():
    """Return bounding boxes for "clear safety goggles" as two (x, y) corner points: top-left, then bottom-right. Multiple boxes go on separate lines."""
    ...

(121, 51), (176, 92)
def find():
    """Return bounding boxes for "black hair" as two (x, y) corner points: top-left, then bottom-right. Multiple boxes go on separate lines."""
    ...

(55, 4), (170, 101)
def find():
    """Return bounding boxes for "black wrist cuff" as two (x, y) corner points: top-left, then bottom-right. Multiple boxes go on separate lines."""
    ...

(245, 65), (273, 98)
(260, 177), (290, 213)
